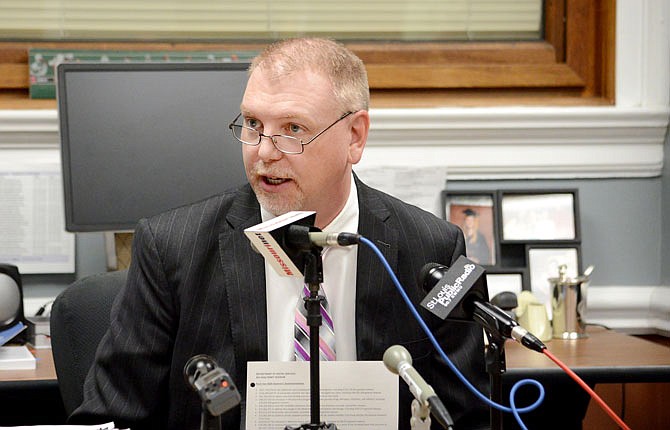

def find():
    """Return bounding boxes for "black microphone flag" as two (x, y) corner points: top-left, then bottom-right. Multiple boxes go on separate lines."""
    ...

(419, 257), (546, 352)
(419, 255), (489, 321)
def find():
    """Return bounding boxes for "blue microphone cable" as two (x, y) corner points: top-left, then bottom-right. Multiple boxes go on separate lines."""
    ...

(358, 236), (545, 430)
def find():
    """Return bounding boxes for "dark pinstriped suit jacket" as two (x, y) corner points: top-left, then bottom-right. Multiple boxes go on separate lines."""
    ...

(72, 176), (489, 429)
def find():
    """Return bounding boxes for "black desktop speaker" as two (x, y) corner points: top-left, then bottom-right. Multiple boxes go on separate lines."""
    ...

(0, 264), (26, 332)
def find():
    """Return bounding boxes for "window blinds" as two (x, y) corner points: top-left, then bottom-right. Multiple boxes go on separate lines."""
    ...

(0, 0), (542, 41)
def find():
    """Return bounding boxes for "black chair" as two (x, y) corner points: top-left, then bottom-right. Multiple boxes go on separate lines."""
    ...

(50, 270), (127, 415)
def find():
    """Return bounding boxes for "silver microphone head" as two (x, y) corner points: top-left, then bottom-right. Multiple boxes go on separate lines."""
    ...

(382, 344), (412, 374)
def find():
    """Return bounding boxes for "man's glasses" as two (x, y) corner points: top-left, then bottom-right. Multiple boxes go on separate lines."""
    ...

(228, 111), (354, 155)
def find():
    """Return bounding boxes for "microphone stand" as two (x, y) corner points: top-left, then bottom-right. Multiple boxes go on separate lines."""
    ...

(200, 411), (221, 430)
(409, 399), (432, 430)
(285, 246), (337, 430)
(484, 330), (505, 430)
(473, 302), (507, 430)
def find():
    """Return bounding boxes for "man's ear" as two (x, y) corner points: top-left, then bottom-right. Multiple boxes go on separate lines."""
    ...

(347, 110), (370, 164)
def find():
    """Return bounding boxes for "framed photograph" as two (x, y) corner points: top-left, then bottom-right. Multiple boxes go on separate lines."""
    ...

(499, 190), (579, 242)
(442, 191), (497, 266)
(485, 267), (528, 300)
(526, 245), (581, 318)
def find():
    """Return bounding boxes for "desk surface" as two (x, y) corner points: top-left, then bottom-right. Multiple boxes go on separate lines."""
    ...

(0, 348), (66, 426)
(505, 326), (670, 382)
(0, 348), (57, 384)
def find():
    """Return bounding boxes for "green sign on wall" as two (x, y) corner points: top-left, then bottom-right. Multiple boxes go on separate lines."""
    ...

(29, 49), (257, 99)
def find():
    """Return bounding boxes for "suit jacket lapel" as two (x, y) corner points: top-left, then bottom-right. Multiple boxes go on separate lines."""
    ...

(354, 179), (399, 360)
(217, 179), (402, 364)
(218, 186), (269, 368)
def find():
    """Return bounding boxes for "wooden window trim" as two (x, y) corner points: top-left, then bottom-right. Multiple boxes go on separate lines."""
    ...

(0, 0), (614, 109)
(356, 0), (615, 106)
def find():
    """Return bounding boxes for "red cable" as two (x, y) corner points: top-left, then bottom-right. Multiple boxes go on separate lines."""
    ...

(542, 348), (632, 430)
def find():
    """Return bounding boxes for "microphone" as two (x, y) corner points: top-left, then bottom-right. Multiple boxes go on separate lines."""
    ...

(419, 257), (546, 352)
(288, 227), (361, 248)
(244, 211), (317, 277)
(183, 354), (241, 417)
(383, 345), (455, 430)
(244, 210), (360, 277)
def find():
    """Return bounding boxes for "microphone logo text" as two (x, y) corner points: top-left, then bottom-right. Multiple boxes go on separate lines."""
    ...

(425, 263), (475, 310)
(254, 232), (295, 276)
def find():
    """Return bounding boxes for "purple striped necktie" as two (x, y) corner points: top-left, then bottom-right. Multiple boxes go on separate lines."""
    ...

(294, 284), (336, 361)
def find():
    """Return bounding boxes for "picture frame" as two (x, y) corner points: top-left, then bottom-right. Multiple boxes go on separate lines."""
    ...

(526, 244), (581, 318)
(442, 191), (498, 266)
(498, 189), (580, 242)
(485, 267), (528, 300)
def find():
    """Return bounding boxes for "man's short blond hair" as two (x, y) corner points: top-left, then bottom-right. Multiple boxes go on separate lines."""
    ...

(249, 38), (369, 112)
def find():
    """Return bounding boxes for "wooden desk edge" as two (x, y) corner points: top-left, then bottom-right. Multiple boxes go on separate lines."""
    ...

(505, 327), (670, 382)
(0, 348), (57, 383)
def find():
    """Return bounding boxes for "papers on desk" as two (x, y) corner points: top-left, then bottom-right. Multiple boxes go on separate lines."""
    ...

(246, 361), (399, 429)
(0, 423), (124, 429)
(0, 345), (36, 370)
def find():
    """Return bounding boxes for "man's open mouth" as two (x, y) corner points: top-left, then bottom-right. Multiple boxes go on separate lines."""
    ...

(264, 176), (289, 185)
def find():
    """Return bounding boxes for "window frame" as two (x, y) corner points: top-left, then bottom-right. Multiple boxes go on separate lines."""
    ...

(355, 0), (615, 106)
(0, 0), (615, 109)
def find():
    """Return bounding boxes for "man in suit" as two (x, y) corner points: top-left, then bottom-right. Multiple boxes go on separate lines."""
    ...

(71, 38), (489, 429)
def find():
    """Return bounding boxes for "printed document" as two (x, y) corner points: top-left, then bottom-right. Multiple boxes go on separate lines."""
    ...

(246, 361), (398, 429)
(0, 149), (74, 273)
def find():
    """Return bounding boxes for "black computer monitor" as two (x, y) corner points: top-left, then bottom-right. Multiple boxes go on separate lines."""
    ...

(57, 62), (249, 232)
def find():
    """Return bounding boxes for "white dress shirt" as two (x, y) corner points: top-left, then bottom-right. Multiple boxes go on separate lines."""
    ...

(264, 175), (359, 361)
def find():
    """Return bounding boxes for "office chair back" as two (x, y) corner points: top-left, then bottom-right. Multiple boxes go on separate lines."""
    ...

(50, 270), (127, 415)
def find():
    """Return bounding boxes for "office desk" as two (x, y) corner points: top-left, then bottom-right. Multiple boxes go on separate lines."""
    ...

(505, 326), (670, 381)
(0, 348), (66, 425)
(0, 348), (57, 383)
(1, 331), (668, 428)
(503, 326), (670, 429)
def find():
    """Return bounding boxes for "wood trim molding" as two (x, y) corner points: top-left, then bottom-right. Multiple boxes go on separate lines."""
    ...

(366, 63), (585, 89)
(352, 0), (615, 101)
(0, 0), (615, 107)
(0, 64), (28, 88)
